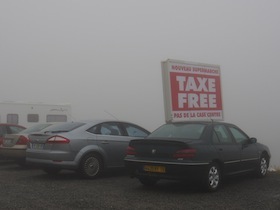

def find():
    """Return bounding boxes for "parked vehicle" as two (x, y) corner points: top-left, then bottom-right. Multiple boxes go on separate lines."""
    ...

(0, 123), (53, 165)
(124, 121), (271, 192)
(0, 123), (26, 160)
(26, 120), (150, 178)
(0, 123), (26, 145)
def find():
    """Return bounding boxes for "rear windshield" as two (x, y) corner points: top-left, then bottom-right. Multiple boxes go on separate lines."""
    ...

(41, 122), (85, 133)
(20, 124), (53, 134)
(148, 123), (206, 139)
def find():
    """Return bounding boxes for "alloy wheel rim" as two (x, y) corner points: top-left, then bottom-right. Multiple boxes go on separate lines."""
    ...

(85, 157), (99, 176)
(260, 158), (267, 175)
(209, 166), (219, 189)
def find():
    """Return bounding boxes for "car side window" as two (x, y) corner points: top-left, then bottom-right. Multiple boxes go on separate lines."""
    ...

(229, 127), (248, 143)
(212, 131), (220, 144)
(124, 123), (149, 137)
(100, 123), (122, 136)
(9, 126), (24, 134)
(87, 125), (99, 134)
(0, 126), (7, 137)
(87, 123), (122, 136)
(212, 125), (233, 144)
(0, 126), (5, 137)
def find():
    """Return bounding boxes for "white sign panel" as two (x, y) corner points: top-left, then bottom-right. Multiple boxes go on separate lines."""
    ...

(161, 59), (223, 122)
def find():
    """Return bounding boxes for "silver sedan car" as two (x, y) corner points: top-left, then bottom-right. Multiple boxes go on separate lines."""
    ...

(26, 120), (150, 178)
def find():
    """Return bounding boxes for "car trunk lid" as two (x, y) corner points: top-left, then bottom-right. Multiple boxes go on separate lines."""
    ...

(2, 134), (21, 147)
(128, 138), (194, 159)
(28, 133), (55, 150)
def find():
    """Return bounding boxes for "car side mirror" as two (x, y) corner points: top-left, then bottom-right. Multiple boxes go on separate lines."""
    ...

(249, 137), (257, 144)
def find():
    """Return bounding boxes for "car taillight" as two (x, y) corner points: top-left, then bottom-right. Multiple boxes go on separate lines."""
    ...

(16, 136), (29, 145)
(173, 148), (196, 159)
(46, 136), (70, 144)
(126, 146), (137, 155)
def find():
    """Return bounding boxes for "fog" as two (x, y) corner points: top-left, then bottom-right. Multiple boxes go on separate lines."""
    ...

(1, 1), (280, 167)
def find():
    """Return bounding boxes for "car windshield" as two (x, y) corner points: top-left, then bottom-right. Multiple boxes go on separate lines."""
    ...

(41, 122), (85, 133)
(20, 124), (53, 134)
(148, 123), (206, 139)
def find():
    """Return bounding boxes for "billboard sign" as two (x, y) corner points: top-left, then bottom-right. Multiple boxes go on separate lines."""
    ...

(161, 59), (223, 122)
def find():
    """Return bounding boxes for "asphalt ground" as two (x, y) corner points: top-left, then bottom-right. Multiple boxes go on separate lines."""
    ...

(0, 160), (279, 210)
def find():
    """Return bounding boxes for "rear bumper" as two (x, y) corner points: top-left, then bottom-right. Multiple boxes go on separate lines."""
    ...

(125, 158), (209, 181)
(26, 149), (78, 170)
(0, 147), (26, 159)
(26, 157), (78, 169)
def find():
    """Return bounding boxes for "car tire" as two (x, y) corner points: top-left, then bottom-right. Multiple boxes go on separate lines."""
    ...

(204, 162), (221, 192)
(256, 155), (269, 178)
(138, 176), (159, 186)
(43, 167), (61, 175)
(79, 153), (103, 179)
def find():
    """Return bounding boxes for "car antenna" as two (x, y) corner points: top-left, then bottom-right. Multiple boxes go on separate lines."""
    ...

(104, 110), (119, 120)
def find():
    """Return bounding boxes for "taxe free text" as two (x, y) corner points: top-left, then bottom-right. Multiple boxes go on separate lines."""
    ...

(170, 73), (222, 111)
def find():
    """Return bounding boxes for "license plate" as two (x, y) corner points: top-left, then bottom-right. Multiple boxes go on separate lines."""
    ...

(143, 165), (166, 173)
(32, 143), (44, 150)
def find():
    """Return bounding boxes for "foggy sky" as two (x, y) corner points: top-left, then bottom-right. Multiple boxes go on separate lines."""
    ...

(1, 1), (280, 167)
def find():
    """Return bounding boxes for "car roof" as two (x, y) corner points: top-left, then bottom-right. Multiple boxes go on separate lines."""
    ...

(0, 123), (26, 128)
(41, 119), (149, 128)
(71, 119), (144, 125)
(37, 119), (150, 134)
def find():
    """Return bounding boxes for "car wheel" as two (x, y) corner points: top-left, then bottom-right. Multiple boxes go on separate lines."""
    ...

(204, 162), (221, 192)
(79, 153), (103, 179)
(256, 155), (269, 178)
(43, 167), (61, 175)
(138, 176), (159, 186)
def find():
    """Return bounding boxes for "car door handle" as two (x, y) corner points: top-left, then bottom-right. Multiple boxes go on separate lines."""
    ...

(101, 141), (109, 144)
(218, 148), (223, 151)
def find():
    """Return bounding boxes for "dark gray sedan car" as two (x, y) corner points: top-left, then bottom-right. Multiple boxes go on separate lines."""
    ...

(26, 120), (150, 178)
(124, 121), (271, 191)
